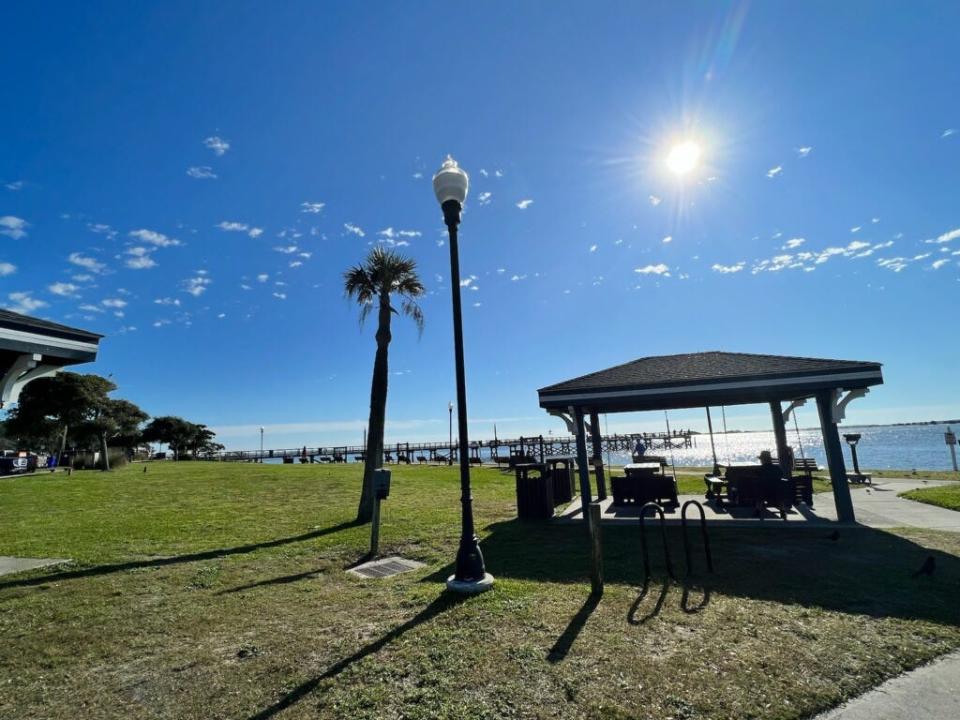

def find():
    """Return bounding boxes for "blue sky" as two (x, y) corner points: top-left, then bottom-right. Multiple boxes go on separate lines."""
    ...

(2, 1), (959, 449)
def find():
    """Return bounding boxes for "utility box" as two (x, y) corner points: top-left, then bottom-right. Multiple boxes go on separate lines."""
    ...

(373, 468), (391, 500)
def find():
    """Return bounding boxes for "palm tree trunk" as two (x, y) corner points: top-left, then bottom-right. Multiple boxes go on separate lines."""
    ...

(357, 297), (392, 523)
(100, 432), (111, 471)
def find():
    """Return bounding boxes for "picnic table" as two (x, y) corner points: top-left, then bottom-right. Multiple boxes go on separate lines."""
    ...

(612, 462), (678, 507)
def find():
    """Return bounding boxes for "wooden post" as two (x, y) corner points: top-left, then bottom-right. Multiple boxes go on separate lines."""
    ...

(589, 502), (603, 596)
(770, 400), (791, 478)
(370, 495), (381, 557)
(816, 390), (855, 522)
(588, 411), (607, 500)
(573, 407), (593, 529)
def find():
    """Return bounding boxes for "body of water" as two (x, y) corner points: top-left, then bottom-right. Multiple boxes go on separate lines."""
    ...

(257, 424), (959, 471)
(607, 423), (959, 471)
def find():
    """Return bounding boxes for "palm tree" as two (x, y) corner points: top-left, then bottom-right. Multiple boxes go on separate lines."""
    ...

(345, 247), (425, 522)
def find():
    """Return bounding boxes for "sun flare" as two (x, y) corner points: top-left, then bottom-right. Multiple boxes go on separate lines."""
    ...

(665, 140), (702, 176)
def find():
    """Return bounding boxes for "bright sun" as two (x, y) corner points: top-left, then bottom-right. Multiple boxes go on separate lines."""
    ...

(665, 140), (702, 176)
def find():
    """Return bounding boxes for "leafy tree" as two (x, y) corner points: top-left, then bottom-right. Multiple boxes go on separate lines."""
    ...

(76, 398), (149, 470)
(141, 416), (195, 459)
(344, 246), (425, 522)
(5, 372), (123, 467)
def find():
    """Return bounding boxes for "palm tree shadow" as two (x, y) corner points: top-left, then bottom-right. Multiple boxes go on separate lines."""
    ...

(246, 592), (466, 720)
(547, 593), (601, 663)
(628, 577), (670, 625)
(0, 519), (362, 591)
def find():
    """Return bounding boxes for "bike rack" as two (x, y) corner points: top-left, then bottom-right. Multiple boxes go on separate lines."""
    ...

(638, 502), (674, 582)
(680, 500), (714, 576)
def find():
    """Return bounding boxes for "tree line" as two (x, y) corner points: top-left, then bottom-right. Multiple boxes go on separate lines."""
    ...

(0, 372), (222, 470)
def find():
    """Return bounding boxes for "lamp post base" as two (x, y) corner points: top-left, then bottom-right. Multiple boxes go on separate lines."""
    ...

(446, 572), (494, 594)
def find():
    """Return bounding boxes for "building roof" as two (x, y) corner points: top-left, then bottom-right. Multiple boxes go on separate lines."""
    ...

(538, 351), (883, 412)
(0, 309), (102, 365)
(0, 309), (103, 342)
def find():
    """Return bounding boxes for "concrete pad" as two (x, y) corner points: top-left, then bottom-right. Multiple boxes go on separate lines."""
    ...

(0, 556), (71, 577)
(814, 650), (960, 719)
(560, 478), (960, 531)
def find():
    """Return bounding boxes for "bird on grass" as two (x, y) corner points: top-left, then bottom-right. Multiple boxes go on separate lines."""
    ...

(826, 530), (840, 542)
(143, 465), (147, 473)
(911, 555), (936, 578)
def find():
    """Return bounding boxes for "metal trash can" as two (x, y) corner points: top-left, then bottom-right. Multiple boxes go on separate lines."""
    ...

(515, 464), (554, 520)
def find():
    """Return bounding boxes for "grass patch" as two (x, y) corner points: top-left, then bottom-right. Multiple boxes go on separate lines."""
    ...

(901, 484), (960, 512)
(1, 462), (959, 719)
(869, 469), (960, 482)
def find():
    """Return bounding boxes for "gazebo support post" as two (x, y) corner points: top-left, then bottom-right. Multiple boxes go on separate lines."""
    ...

(588, 411), (608, 501)
(816, 390), (855, 522)
(770, 401), (792, 478)
(572, 406), (593, 528)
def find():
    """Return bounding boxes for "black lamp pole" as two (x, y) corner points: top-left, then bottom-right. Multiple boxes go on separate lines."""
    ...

(448, 402), (454, 466)
(442, 198), (487, 583)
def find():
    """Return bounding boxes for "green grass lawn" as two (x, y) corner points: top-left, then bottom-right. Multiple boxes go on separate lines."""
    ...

(901, 484), (960, 512)
(1, 462), (959, 720)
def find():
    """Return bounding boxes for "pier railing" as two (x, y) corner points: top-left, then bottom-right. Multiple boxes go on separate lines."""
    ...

(203, 430), (697, 464)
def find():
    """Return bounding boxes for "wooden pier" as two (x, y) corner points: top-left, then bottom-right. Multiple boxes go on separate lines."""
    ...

(206, 429), (696, 465)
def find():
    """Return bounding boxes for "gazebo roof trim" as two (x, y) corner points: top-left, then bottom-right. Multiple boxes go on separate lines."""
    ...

(0, 309), (103, 343)
(539, 351), (880, 395)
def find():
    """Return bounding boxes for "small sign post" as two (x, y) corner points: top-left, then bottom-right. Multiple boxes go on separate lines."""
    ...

(946, 428), (958, 472)
(370, 468), (391, 557)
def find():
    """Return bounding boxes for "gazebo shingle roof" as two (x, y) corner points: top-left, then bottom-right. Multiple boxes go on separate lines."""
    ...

(538, 351), (883, 412)
(0, 308), (103, 342)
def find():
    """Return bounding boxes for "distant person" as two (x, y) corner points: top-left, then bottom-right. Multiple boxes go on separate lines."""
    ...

(758, 450), (773, 465)
(633, 438), (646, 461)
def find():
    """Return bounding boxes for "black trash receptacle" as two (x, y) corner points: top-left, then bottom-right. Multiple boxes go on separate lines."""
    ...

(515, 464), (554, 520)
(547, 458), (575, 504)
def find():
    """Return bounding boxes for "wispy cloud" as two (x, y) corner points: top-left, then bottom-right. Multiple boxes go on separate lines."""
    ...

(344, 223), (365, 237)
(130, 228), (181, 247)
(634, 263), (670, 276)
(6, 291), (47, 314)
(515, 199), (533, 209)
(0, 262), (15, 276)
(203, 136), (230, 155)
(712, 262), (745, 274)
(589, 244), (598, 253)
(0, 215), (28, 239)
(377, 228), (420, 247)
(186, 166), (217, 179)
(102, 298), (127, 309)
(154, 297), (181, 307)
(183, 275), (211, 297)
(4, 180), (24, 191)
(48, 282), (80, 297)
(648, 195), (662, 206)
(68, 252), (106, 274)
(301, 202), (325, 214)
(783, 238), (805, 249)
(124, 247), (157, 269)
(478, 191), (492, 206)
(931, 258), (951, 270)
(217, 221), (263, 238)
(941, 128), (957, 139)
(796, 146), (813, 157)
(662, 236), (673, 244)
(766, 165), (783, 178)
(924, 227), (960, 245)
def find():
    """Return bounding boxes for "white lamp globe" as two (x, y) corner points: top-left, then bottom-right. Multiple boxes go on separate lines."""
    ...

(433, 155), (469, 206)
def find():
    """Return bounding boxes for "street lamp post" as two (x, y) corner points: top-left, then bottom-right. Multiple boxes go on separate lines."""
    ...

(433, 156), (493, 594)
(448, 401), (454, 466)
(259, 426), (264, 463)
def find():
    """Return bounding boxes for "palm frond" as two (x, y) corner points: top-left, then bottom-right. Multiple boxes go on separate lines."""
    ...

(344, 247), (426, 333)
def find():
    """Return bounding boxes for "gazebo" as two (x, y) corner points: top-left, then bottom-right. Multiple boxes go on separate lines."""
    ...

(0, 309), (102, 408)
(537, 351), (884, 523)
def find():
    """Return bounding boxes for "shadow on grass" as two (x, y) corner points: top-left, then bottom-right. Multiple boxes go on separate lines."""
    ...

(547, 593), (600, 663)
(0, 519), (361, 590)
(246, 592), (466, 720)
(463, 519), (960, 626)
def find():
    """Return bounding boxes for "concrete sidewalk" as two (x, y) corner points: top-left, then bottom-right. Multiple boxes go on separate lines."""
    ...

(850, 478), (960, 531)
(0, 556), (71, 576)
(815, 650), (960, 719)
